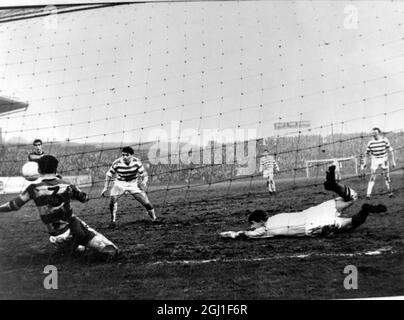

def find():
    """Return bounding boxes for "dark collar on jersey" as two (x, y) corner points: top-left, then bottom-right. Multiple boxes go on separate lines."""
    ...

(40, 174), (58, 180)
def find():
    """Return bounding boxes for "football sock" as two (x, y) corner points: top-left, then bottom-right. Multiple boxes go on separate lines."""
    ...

(335, 184), (355, 202)
(385, 178), (392, 193)
(367, 180), (375, 196)
(147, 209), (157, 221)
(324, 166), (355, 201)
(324, 165), (337, 190)
(109, 202), (117, 222)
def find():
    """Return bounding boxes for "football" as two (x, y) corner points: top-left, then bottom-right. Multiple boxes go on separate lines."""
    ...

(21, 161), (40, 181)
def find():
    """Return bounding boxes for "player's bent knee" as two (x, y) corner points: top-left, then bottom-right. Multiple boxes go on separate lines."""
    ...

(69, 217), (95, 245)
(348, 188), (358, 201)
(87, 233), (119, 256)
(49, 229), (75, 251)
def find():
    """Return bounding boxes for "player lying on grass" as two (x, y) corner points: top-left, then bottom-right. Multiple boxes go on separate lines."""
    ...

(0, 155), (119, 258)
(220, 165), (387, 239)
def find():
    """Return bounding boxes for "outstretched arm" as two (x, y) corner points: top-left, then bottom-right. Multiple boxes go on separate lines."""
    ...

(142, 172), (148, 185)
(101, 174), (112, 197)
(138, 171), (148, 191)
(137, 162), (148, 191)
(220, 227), (269, 239)
(390, 150), (396, 168)
(0, 193), (30, 213)
(365, 143), (371, 167)
(68, 185), (89, 203)
(101, 163), (116, 197)
(220, 231), (247, 239)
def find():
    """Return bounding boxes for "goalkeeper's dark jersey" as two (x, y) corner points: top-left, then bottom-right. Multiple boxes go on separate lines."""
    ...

(21, 176), (89, 236)
(28, 151), (45, 162)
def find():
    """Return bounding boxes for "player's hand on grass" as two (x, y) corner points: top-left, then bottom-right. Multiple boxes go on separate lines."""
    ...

(220, 231), (237, 238)
(220, 231), (245, 239)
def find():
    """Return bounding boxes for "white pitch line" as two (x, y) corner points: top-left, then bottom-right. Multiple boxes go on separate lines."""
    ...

(149, 246), (397, 266)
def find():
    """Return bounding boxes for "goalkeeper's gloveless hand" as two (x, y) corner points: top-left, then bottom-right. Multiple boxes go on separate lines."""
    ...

(220, 231), (238, 238)
(220, 231), (246, 239)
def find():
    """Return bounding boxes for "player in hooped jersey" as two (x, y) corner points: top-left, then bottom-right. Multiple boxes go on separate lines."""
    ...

(0, 155), (118, 258)
(365, 127), (396, 199)
(28, 139), (45, 162)
(101, 146), (157, 228)
(259, 149), (280, 194)
(220, 166), (387, 239)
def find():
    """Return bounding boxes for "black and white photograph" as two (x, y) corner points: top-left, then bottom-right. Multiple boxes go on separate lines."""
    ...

(0, 0), (403, 303)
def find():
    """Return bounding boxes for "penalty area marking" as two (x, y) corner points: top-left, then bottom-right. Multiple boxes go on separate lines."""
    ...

(149, 246), (396, 266)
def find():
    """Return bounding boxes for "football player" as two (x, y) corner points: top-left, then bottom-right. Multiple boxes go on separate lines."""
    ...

(0, 155), (119, 258)
(101, 146), (157, 228)
(220, 166), (386, 239)
(259, 149), (280, 195)
(28, 139), (45, 162)
(365, 127), (396, 199)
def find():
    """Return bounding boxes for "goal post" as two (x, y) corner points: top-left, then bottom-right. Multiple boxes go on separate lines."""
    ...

(305, 156), (358, 178)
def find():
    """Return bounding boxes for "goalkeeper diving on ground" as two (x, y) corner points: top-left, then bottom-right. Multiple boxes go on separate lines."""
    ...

(220, 165), (387, 239)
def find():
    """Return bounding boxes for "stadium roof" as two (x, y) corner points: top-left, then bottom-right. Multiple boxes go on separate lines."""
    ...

(0, 96), (28, 116)
(0, 3), (130, 23)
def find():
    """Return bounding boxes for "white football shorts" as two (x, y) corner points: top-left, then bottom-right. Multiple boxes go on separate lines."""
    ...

(110, 179), (144, 196)
(263, 170), (274, 179)
(370, 156), (389, 171)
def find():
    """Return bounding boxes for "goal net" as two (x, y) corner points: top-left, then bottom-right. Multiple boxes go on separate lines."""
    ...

(305, 157), (358, 179)
(0, 2), (403, 211)
(1, 2), (404, 299)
